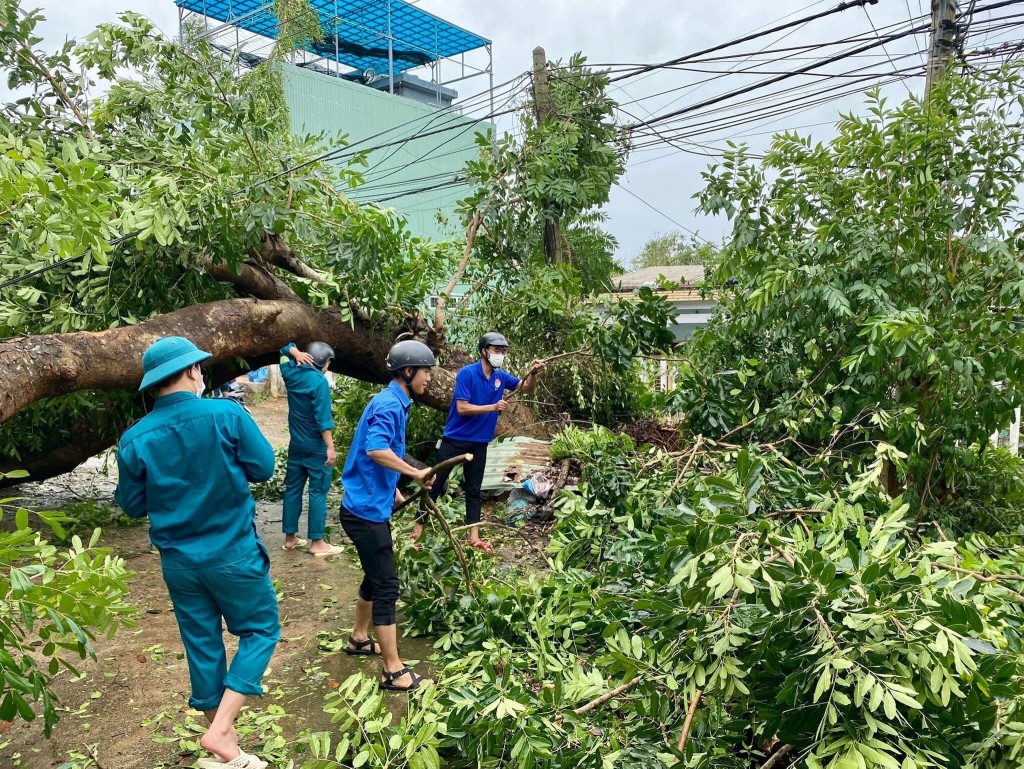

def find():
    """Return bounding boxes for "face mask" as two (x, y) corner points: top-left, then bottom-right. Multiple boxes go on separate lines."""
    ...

(489, 353), (506, 368)
(193, 367), (206, 398)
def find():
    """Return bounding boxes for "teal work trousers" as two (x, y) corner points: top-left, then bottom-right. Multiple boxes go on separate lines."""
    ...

(161, 546), (280, 711)
(282, 454), (332, 541)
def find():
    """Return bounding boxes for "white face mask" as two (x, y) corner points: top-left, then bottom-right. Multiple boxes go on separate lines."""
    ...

(193, 367), (206, 398)
(489, 353), (506, 369)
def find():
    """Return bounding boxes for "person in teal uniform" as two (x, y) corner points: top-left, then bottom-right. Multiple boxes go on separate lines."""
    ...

(115, 337), (279, 769)
(339, 340), (435, 692)
(278, 341), (343, 557)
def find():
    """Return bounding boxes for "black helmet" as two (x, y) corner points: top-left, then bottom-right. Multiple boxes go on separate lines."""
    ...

(386, 340), (436, 372)
(305, 341), (335, 368)
(478, 332), (510, 351)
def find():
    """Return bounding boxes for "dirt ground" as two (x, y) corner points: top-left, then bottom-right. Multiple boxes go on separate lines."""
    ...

(0, 397), (438, 769)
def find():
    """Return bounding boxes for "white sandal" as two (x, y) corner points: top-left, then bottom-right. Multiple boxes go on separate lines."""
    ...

(196, 749), (268, 769)
(312, 543), (344, 558)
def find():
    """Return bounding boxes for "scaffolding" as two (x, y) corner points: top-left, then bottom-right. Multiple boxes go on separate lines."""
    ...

(176, 0), (493, 110)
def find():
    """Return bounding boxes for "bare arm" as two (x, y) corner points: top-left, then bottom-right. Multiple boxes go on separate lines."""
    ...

(515, 360), (545, 394)
(455, 399), (503, 416)
(323, 430), (336, 467)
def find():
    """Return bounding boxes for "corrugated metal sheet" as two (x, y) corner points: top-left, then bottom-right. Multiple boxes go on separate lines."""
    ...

(177, 0), (489, 76)
(283, 64), (487, 241)
(614, 265), (706, 289)
(481, 437), (552, 491)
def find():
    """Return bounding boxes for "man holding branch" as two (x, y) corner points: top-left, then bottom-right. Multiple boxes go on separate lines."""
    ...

(338, 340), (437, 692)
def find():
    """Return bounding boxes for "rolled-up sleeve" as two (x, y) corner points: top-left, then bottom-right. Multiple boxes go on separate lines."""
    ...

(114, 441), (148, 519)
(235, 410), (276, 483)
(314, 379), (335, 433)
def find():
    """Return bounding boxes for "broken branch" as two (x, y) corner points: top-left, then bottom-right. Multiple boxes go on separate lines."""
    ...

(554, 674), (644, 723)
(392, 453), (474, 514)
(676, 689), (703, 752)
(434, 210), (483, 331)
(762, 744), (795, 769)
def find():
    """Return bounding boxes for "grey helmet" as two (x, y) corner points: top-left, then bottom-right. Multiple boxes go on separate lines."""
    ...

(305, 341), (335, 368)
(478, 331), (510, 351)
(385, 340), (436, 373)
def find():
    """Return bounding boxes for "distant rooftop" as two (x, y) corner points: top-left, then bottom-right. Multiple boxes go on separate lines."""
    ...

(614, 265), (705, 291)
(176, 0), (490, 77)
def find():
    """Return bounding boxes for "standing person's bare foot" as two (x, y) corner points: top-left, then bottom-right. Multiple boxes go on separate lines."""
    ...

(309, 539), (343, 557)
(199, 727), (242, 763)
(282, 535), (307, 551)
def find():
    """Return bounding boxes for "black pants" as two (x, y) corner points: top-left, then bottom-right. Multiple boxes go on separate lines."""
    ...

(339, 507), (399, 626)
(418, 437), (488, 525)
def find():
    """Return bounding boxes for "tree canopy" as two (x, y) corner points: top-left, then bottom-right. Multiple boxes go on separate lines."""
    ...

(672, 69), (1024, 518)
(632, 232), (719, 270)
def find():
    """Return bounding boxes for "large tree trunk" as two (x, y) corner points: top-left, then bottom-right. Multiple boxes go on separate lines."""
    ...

(0, 297), (548, 487)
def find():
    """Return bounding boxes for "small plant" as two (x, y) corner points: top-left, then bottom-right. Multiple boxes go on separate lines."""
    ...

(0, 473), (134, 737)
(549, 423), (634, 461)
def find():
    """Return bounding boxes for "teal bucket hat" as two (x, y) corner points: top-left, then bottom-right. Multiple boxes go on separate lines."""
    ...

(139, 336), (213, 391)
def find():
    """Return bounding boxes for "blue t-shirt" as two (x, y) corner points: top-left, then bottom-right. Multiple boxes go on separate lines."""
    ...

(114, 392), (276, 568)
(443, 361), (521, 443)
(279, 343), (335, 459)
(341, 382), (411, 522)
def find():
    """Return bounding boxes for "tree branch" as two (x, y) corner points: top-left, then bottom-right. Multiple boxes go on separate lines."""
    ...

(554, 675), (645, 723)
(932, 563), (1024, 604)
(201, 254), (302, 302)
(434, 210), (483, 331)
(2, 38), (93, 137)
(257, 231), (328, 284)
(762, 744), (795, 769)
(676, 689), (703, 752)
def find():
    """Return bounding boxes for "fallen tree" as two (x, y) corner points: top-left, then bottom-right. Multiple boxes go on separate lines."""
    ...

(0, 3), (653, 485)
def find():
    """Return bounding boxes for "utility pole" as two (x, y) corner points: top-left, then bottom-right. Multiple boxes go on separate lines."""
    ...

(924, 0), (960, 98)
(532, 45), (563, 264)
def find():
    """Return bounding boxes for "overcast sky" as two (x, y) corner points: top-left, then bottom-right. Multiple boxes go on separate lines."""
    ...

(11, 1), (1015, 265)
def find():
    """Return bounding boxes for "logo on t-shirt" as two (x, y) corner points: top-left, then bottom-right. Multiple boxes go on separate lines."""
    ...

(494, 379), (501, 390)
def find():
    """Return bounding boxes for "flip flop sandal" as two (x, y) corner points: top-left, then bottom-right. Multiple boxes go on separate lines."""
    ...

(344, 636), (380, 656)
(469, 539), (494, 554)
(196, 749), (268, 769)
(312, 544), (344, 558)
(379, 667), (427, 692)
(282, 538), (308, 551)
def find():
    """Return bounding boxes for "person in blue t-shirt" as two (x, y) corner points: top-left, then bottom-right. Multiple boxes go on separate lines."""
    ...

(339, 340), (435, 692)
(411, 332), (544, 553)
(279, 341), (342, 557)
(115, 337), (278, 769)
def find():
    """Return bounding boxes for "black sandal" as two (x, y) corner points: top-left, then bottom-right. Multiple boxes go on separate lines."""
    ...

(344, 637), (380, 656)
(379, 667), (426, 692)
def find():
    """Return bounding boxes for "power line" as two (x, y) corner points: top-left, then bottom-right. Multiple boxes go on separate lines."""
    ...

(615, 183), (708, 244)
(608, 0), (886, 84)
(626, 20), (930, 135)
(863, 2), (915, 94)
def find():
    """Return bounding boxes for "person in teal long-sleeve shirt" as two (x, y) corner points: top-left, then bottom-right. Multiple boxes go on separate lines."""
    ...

(279, 341), (342, 557)
(115, 337), (279, 769)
